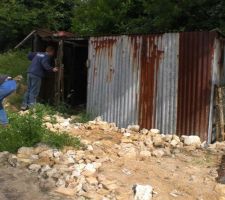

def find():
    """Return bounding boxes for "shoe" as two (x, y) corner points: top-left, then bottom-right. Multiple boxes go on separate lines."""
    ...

(20, 105), (28, 111)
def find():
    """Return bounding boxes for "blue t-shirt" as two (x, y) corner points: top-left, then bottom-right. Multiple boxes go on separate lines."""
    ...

(27, 52), (53, 78)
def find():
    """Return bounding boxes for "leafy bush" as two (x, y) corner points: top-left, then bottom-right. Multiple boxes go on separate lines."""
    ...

(0, 106), (82, 153)
(0, 50), (29, 78)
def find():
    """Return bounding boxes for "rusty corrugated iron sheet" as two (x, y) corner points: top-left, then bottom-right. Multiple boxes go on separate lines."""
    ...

(87, 36), (141, 127)
(87, 31), (223, 142)
(139, 33), (179, 134)
(177, 32), (217, 141)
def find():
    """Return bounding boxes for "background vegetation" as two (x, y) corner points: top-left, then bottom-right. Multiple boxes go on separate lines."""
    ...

(0, 0), (225, 51)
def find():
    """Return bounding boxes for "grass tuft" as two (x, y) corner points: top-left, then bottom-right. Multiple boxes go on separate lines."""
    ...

(0, 105), (82, 153)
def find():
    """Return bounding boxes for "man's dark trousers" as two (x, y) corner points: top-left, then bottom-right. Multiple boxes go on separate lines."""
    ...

(22, 73), (42, 108)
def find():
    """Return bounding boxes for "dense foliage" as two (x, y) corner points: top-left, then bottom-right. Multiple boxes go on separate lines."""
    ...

(0, 0), (74, 50)
(0, 0), (225, 49)
(72, 0), (225, 35)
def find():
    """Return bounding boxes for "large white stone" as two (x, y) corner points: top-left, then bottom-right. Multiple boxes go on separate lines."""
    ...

(133, 184), (153, 200)
(127, 125), (140, 132)
(182, 135), (201, 146)
(150, 129), (160, 134)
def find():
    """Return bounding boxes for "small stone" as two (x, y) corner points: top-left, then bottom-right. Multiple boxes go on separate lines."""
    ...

(53, 149), (62, 158)
(46, 168), (58, 178)
(86, 177), (98, 185)
(170, 139), (179, 147)
(152, 149), (165, 158)
(55, 187), (76, 196)
(127, 125), (140, 132)
(140, 129), (149, 135)
(133, 184), (153, 200)
(139, 151), (151, 160)
(152, 136), (164, 147)
(102, 180), (118, 191)
(82, 163), (97, 176)
(28, 164), (41, 172)
(163, 134), (173, 142)
(118, 144), (138, 158)
(17, 147), (34, 158)
(150, 129), (160, 134)
(56, 179), (66, 187)
(8, 155), (18, 167)
(39, 149), (54, 159)
(123, 132), (131, 137)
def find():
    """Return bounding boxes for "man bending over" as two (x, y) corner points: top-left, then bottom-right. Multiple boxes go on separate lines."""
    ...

(21, 46), (58, 110)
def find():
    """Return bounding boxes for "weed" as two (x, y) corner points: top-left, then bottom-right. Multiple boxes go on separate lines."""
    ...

(0, 105), (81, 153)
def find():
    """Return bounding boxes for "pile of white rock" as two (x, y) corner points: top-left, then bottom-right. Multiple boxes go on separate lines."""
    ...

(2, 116), (225, 200)
(0, 144), (121, 199)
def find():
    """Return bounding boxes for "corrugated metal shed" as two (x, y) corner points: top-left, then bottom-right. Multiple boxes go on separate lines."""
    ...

(87, 31), (225, 142)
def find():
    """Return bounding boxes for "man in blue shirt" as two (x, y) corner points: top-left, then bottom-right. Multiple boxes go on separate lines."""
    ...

(21, 46), (58, 110)
(0, 75), (17, 126)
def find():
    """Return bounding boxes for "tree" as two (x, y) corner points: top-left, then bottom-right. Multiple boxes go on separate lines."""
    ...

(72, 0), (225, 35)
(0, 0), (75, 50)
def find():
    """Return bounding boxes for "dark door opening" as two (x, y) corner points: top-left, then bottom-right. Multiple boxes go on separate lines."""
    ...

(32, 34), (89, 108)
(63, 40), (88, 107)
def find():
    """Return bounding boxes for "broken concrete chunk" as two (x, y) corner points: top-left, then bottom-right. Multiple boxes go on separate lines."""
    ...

(133, 184), (153, 200)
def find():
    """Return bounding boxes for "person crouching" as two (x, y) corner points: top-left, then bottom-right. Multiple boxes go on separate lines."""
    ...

(0, 75), (17, 126)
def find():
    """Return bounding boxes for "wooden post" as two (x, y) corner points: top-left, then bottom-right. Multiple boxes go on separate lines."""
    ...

(218, 87), (225, 141)
(55, 39), (64, 105)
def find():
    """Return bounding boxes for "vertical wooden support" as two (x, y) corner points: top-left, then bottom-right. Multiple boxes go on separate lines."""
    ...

(218, 87), (225, 141)
(55, 39), (64, 105)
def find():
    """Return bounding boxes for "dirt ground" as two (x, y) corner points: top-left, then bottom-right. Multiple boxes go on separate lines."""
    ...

(0, 127), (222, 200)
(70, 128), (221, 200)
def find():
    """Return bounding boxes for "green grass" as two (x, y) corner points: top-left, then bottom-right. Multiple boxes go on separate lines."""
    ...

(0, 49), (29, 78)
(0, 105), (82, 153)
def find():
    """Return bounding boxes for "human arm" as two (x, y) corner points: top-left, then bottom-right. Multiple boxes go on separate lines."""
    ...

(27, 52), (36, 61)
(41, 56), (58, 72)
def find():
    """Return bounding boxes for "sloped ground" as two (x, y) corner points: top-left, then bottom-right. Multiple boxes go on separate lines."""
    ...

(0, 117), (224, 200)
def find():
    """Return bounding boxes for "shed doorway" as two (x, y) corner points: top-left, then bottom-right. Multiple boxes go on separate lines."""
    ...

(63, 40), (88, 107)
(33, 34), (89, 108)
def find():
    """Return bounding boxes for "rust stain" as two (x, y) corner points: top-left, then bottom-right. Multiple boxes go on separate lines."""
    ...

(177, 31), (217, 141)
(91, 38), (117, 52)
(139, 35), (164, 130)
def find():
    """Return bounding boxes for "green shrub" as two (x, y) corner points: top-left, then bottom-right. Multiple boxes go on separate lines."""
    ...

(0, 49), (29, 79)
(0, 106), (81, 153)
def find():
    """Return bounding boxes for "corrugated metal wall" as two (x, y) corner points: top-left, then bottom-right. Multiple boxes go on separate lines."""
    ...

(139, 33), (179, 134)
(87, 32), (221, 142)
(87, 36), (141, 127)
(177, 32), (216, 141)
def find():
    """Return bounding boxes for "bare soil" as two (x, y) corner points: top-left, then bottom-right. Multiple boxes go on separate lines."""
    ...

(0, 127), (222, 200)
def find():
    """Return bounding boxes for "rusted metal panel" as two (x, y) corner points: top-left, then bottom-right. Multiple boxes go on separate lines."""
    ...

(177, 32), (217, 141)
(139, 33), (179, 134)
(87, 36), (141, 127)
(154, 33), (179, 134)
(87, 32), (222, 142)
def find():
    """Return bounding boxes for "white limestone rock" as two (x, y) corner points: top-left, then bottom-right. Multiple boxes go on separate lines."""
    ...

(133, 184), (153, 200)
